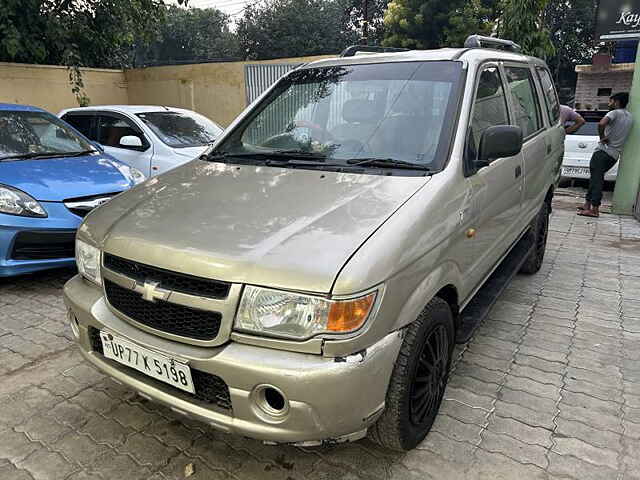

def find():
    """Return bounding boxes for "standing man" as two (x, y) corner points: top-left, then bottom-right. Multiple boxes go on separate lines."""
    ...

(579, 93), (633, 217)
(560, 104), (586, 134)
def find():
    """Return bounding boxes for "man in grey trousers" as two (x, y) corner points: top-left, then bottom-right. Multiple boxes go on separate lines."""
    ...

(578, 92), (633, 218)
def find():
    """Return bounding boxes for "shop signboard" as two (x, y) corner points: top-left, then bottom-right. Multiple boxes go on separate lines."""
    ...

(597, 0), (640, 40)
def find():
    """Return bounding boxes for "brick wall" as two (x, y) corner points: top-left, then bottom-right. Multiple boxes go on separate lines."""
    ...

(575, 66), (634, 111)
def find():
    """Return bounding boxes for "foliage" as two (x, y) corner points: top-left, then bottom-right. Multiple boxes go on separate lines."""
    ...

(0, 0), (185, 105)
(382, 0), (466, 49)
(137, 6), (239, 65)
(543, 0), (598, 90)
(498, 0), (554, 59)
(445, 0), (501, 47)
(345, 0), (389, 45)
(236, 0), (359, 60)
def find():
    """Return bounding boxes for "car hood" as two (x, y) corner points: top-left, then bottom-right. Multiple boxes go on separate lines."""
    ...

(82, 161), (429, 293)
(0, 154), (133, 201)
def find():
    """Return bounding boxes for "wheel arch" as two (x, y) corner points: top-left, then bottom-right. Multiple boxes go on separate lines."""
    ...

(435, 284), (459, 321)
(390, 261), (463, 333)
(545, 185), (554, 211)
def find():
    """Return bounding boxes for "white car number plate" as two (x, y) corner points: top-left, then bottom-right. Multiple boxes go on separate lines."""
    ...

(562, 166), (590, 177)
(100, 331), (195, 394)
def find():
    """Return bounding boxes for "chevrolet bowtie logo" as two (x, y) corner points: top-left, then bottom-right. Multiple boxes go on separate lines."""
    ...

(136, 280), (170, 302)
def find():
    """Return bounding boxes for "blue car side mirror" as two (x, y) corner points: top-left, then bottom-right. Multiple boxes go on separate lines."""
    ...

(92, 141), (105, 152)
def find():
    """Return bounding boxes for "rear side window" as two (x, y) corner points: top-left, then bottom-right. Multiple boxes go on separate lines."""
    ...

(467, 66), (510, 160)
(505, 66), (542, 138)
(536, 68), (560, 124)
(97, 115), (147, 150)
(62, 114), (95, 140)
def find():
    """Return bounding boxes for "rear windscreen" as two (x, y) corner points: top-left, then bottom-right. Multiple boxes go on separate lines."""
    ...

(569, 121), (600, 136)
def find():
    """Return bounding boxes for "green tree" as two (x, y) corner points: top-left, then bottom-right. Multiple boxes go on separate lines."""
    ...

(445, 0), (501, 47)
(0, 0), (186, 104)
(543, 0), (597, 91)
(237, 0), (358, 60)
(346, 0), (389, 45)
(138, 6), (239, 65)
(382, 0), (465, 49)
(498, 0), (554, 58)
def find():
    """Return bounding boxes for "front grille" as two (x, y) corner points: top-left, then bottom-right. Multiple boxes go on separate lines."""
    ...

(10, 230), (76, 260)
(64, 193), (120, 218)
(88, 326), (232, 409)
(103, 253), (230, 299)
(104, 280), (222, 340)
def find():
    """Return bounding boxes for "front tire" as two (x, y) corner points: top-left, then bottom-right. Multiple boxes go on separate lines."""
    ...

(519, 202), (550, 275)
(369, 297), (454, 451)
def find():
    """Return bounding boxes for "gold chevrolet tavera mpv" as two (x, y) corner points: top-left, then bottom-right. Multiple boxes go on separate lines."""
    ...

(64, 36), (564, 450)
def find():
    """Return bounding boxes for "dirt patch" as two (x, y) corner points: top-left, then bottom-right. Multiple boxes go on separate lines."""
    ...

(608, 238), (640, 252)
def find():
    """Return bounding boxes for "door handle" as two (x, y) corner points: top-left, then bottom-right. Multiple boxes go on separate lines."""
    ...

(546, 144), (552, 155)
(515, 165), (522, 178)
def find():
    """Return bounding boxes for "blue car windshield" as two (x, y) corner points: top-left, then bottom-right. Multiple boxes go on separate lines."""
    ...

(0, 111), (94, 160)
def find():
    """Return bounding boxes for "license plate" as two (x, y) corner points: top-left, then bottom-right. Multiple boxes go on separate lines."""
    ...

(562, 166), (590, 177)
(100, 331), (195, 394)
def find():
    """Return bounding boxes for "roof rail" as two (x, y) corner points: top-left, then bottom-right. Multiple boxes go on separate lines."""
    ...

(340, 45), (410, 57)
(464, 35), (521, 53)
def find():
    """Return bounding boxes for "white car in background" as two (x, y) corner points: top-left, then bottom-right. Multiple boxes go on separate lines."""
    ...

(58, 106), (224, 177)
(561, 111), (618, 183)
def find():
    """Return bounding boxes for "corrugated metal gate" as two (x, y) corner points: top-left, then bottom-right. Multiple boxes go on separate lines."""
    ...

(244, 63), (303, 104)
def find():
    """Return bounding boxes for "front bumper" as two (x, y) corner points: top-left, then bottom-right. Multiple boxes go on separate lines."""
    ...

(63, 274), (402, 445)
(0, 202), (81, 277)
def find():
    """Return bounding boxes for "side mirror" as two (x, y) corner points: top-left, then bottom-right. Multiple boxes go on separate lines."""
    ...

(477, 125), (523, 167)
(120, 135), (143, 148)
(92, 141), (104, 152)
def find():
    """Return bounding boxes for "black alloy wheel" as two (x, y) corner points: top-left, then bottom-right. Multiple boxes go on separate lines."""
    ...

(409, 324), (448, 427)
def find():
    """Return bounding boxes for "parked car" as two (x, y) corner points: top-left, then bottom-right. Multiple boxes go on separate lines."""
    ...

(0, 103), (145, 277)
(58, 106), (224, 177)
(561, 110), (618, 182)
(64, 36), (563, 451)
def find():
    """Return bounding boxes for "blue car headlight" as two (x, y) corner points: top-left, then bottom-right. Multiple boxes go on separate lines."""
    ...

(0, 184), (47, 217)
(115, 164), (146, 185)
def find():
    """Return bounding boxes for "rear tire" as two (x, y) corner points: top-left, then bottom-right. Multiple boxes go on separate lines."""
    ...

(369, 297), (454, 451)
(519, 202), (549, 275)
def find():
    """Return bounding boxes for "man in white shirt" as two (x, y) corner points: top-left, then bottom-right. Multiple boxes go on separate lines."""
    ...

(578, 93), (633, 217)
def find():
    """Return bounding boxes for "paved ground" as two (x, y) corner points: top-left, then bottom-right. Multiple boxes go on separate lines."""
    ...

(2, 193), (640, 480)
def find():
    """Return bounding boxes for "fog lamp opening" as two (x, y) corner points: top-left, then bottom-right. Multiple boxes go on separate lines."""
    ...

(252, 384), (290, 419)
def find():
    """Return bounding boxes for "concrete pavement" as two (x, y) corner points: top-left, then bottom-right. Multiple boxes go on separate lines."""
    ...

(1, 196), (640, 479)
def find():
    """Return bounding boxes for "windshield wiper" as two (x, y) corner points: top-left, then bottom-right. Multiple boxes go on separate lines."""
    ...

(208, 149), (327, 160)
(346, 157), (431, 171)
(0, 150), (96, 161)
(203, 150), (353, 169)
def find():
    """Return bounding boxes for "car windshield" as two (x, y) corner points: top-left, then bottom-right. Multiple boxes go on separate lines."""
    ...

(0, 110), (94, 160)
(136, 111), (223, 148)
(569, 120), (600, 136)
(214, 61), (463, 172)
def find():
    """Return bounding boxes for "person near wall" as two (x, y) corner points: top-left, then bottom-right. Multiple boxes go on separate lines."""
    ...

(560, 105), (585, 134)
(578, 93), (633, 218)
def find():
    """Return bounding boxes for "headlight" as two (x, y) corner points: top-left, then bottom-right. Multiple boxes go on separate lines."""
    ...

(0, 185), (47, 217)
(127, 166), (146, 185)
(76, 239), (101, 285)
(235, 286), (376, 339)
(114, 163), (146, 185)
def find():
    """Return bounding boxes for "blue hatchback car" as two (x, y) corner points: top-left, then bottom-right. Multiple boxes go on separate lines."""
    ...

(0, 103), (145, 277)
